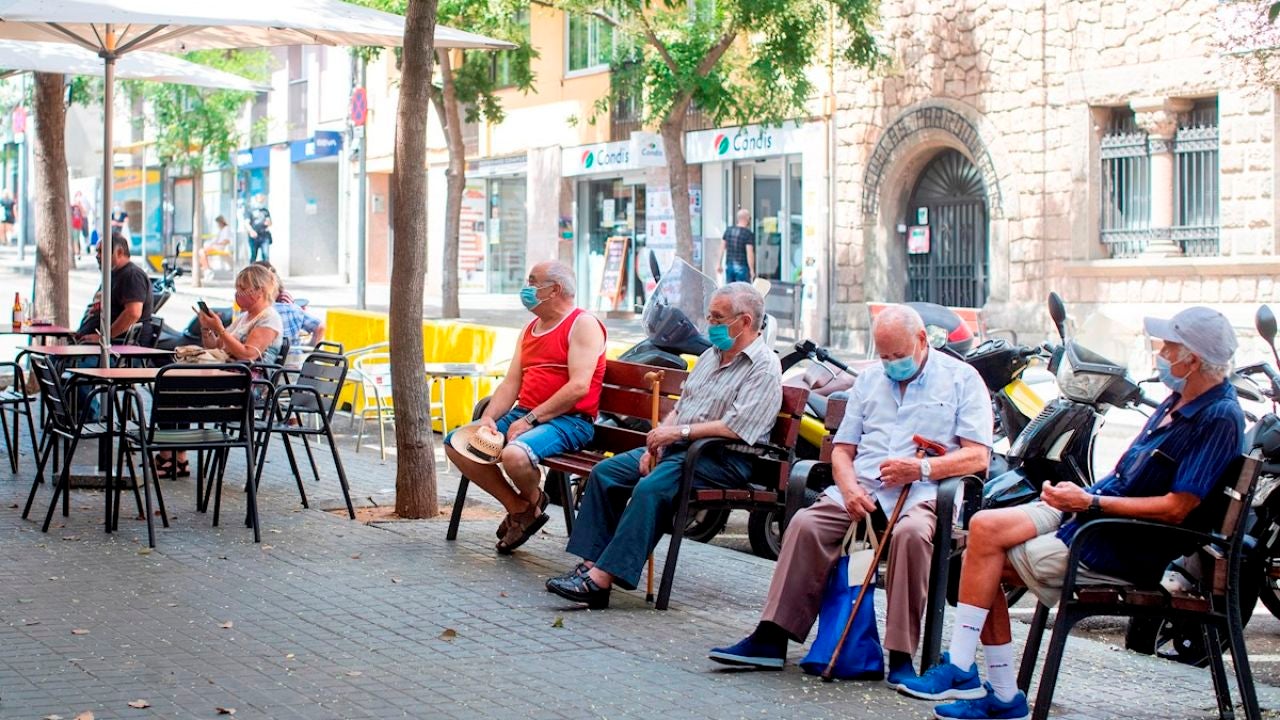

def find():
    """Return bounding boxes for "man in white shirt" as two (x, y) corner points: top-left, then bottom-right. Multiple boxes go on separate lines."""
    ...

(709, 304), (992, 685)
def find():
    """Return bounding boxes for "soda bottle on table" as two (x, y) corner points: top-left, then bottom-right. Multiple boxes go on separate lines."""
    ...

(10, 292), (22, 331)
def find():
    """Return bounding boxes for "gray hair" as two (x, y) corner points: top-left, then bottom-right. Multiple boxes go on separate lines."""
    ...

(736, 208), (752, 224)
(712, 281), (766, 331)
(1172, 345), (1232, 382)
(871, 304), (925, 337)
(540, 260), (576, 298)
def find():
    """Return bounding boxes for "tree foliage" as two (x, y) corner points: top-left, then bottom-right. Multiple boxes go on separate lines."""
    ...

(123, 50), (270, 172)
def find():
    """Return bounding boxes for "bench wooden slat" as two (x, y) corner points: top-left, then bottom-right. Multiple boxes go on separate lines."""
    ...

(597, 387), (679, 423)
(604, 360), (688, 395)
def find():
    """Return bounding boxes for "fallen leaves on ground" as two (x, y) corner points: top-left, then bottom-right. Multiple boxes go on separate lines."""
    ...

(350, 553), (362, 560)
(127, 699), (151, 709)
(74, 713), (94, 720)
(41, 714), (62, 720)
(70, 628), (90, 635)
(261, 545), (274, 551)
(215, 709), (236, 716)
(438, 628), (457, 641)
(390, 577), (401, 584)
(551, 617), (565, 629)
(218, 621), (233, 629)
(61, 536), (81, 541)
(137, 548), (152, 555)
(344, 670), (363, 677)
(499, 591), (508, 598)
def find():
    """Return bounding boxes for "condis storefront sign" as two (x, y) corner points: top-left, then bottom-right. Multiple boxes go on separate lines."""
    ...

(684, 122), (808, 164)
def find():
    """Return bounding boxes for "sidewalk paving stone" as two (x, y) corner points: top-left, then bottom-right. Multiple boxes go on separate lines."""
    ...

(0, 410), (1276, 719)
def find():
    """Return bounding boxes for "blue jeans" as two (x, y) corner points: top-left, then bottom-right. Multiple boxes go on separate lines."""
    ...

(726, 262), (751, 283)
(565, 443), (752, 589)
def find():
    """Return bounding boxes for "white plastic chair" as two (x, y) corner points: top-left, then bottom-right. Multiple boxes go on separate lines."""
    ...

(351, 352), (395, 460)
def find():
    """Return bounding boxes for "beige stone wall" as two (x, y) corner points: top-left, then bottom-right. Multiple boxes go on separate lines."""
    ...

(830, 0), (1278, 350)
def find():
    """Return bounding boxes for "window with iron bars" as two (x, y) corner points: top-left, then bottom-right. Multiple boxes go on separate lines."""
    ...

(1173, 99), (1219, 257)
(1100, 108), (1151, 258)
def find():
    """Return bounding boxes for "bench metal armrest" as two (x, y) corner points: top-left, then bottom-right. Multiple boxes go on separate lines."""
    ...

(1059, 518), (1224, 600)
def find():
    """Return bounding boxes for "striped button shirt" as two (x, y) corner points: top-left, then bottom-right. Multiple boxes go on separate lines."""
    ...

(1059, 379), (1245, 582)
(675, 334), (783, 446)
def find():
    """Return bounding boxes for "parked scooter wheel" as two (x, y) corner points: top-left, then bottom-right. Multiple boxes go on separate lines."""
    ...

(684, 508), (731, 543)
(1259, 561), (1280, 620)
(747, 488), (821, 560)
(1123, 560), (1259, 666)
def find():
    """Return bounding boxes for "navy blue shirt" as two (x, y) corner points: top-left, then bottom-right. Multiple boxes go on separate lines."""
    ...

(1057, 379), (1244, 583)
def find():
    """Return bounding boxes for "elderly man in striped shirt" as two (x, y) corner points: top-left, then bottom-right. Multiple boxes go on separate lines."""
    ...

(545, 282), (783, 608)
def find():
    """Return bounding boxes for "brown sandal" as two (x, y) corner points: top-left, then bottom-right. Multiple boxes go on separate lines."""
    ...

(496, 492), (550, 555)
(496, 489), (548, 539)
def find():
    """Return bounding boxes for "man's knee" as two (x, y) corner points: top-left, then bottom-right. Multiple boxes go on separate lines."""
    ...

(968, 507), (1034, 552)
(892, 515), (933, 555)
(499, 444), (534, 474)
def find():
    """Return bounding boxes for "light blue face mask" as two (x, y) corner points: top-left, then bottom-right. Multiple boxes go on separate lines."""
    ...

(883, 354), (920, 382)
(708, 323), (738, 351)
(520, 284), (546, 311)
(1156, 355), (1189, 393)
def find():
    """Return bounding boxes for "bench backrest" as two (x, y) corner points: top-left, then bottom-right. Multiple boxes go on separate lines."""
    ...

(818, 396), (849, 462)
(1209, 452), (1262, 597)
(591, 360), (690, 453)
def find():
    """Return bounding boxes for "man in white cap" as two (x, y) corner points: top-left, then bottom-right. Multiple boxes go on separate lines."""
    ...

(899, 306), (1245, 720)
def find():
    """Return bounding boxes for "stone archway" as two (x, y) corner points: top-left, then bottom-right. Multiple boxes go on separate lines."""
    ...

(905, 149), (990, 307)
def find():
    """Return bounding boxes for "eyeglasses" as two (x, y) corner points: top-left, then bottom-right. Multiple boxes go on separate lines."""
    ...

(706, 312), (742, 325)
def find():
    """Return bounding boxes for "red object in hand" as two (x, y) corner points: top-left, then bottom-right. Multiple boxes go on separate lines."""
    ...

(912, 435), (948, 457)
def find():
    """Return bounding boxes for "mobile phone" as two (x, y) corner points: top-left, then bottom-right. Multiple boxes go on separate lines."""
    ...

(196, 299), (211, 315)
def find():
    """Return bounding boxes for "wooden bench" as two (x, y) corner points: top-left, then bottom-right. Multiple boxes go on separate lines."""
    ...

(1016, 453), (1263, 720)
(787, 396), (984, 672)
(445, 358), (809, 610)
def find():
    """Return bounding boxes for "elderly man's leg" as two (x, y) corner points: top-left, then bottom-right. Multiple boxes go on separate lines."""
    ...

(883, 500), (936, 683)
(710, 494), (852, 669)
(563, 448), (645, 565)
(899, 505), (1040, 706)
(444, 444), (528, 514)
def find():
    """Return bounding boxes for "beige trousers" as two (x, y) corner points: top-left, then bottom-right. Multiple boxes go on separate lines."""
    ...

(760, 493), (936, 655)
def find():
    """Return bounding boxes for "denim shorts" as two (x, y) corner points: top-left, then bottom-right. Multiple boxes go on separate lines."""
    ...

(448, 407), (595, 465)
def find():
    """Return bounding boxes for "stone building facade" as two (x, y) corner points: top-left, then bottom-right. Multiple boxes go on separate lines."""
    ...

(830, 0), (1278, 351)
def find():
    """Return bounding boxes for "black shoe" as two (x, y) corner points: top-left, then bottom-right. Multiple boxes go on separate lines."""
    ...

(546, 572), (611, 609)
(545, 563), (590, 589)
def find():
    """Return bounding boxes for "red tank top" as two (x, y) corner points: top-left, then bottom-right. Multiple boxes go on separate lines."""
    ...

(517, 308), (607, 417)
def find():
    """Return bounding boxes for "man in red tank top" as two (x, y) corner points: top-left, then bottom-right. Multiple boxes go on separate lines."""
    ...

(445, 260), (607, 554)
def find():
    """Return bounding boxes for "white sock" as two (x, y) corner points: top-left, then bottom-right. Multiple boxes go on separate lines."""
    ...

(983, 642), (1018, 702)
(948, 603), (988, 670)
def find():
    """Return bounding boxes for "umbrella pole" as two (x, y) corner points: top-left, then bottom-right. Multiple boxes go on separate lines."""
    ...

(100, 27), (116, 369)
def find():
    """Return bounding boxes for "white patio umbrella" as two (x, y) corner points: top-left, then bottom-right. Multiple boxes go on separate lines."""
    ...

(0, 0), (514, 365)
(0, 40), (269, 90)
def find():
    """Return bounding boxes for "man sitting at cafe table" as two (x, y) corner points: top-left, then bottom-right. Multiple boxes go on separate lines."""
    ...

(444, 260), (607, 555)
(75, 232), (154, 347)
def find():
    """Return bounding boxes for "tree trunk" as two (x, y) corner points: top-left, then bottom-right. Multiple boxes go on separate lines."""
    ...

(32, 73), (71, 327)
(392, 0), (441, 519)
(661, 107), (695, 264)
(433, 50), (465, 320)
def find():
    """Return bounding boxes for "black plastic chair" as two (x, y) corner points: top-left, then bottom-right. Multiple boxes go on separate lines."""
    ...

(251, 351), (355, 519)
(1016, 453), (1262, 720)
(0, 360), (39, 473)
(21, 355), (154, 543)
(120, 364), (260, 542)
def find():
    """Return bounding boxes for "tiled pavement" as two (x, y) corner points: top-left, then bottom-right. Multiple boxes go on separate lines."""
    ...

(0, 421), (1277, 720)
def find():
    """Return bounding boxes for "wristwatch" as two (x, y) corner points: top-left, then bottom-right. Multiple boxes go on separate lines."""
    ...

(1090, 494), (1102, 513)
(919, 458), (932, 481)
(523, 411), (540, 427)
(680, 424), (691, 440)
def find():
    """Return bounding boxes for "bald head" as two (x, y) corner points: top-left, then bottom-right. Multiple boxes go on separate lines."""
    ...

(736, 208), (752, 226)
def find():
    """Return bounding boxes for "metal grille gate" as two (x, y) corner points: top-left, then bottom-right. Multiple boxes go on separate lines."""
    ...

(906, 150), (989, 308)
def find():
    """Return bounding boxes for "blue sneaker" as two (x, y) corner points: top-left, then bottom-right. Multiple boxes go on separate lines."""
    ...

(708, 635), (786, 669)
(897, 652), (985, 701)
(934, 683), (1030, 720)
(886, 661), (917, 690)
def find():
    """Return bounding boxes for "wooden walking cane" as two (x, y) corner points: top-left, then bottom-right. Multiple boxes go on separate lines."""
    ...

(822, 434), (948, 682)
(643, 369), (665, 604)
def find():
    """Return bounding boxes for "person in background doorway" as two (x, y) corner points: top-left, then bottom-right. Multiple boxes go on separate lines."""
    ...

(0, 189), (15, 246)
(110, 202), (129, 239)
(70, 192), (87, 260)
(246, 194), (273, 263)
(200, 215), (235, 281)
(719, 208), (756, 283)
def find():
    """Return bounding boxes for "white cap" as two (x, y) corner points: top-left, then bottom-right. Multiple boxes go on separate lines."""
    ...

(1143, 307), (1238, 366)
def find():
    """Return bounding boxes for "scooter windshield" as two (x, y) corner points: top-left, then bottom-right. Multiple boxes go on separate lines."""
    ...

(643, 258), (718, 351)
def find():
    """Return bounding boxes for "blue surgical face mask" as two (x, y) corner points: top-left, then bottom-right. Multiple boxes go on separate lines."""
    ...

(1156, 355), (1189, 393)
(883, 354), (920, 382)
(520, 284), (546, 311)
(708, 322), (738, 351)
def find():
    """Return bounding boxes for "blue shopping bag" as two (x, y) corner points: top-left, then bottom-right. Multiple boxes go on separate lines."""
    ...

(800, 521), (884, 680)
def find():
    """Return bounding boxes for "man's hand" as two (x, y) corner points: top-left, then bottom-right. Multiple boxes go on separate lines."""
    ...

(646, 424), (682, 455)
(478, 416), (498, 433)
(639, 450), (654, 477)
(506, 417), (531, 442)
(1041, 481), (1092, 513)
(842, 485), (877, 521)
(247, 228), (257, 239)
(79, 332), (101, 344)
(879, 457), (923, 488)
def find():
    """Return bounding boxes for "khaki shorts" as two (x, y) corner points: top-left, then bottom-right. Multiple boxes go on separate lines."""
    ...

(1007, 502), (1126, 607)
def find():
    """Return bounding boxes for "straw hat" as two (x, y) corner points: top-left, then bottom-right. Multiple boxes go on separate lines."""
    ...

(450, 423), (506, 465)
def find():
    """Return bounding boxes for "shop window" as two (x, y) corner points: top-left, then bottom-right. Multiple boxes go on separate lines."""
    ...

(567, 9), (615, 73)
(1099, 108), (1150, 258)
(1173, 98), (1220, 257)
(492, 8), (530, 88)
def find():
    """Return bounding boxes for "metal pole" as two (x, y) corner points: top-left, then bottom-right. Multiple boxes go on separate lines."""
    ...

(100, 29), (115, 368)
(17, 72), (29, 261)
(356, 57), (368, 310)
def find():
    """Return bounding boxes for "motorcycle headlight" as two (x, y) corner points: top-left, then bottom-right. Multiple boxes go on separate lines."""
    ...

(1055, 353), (1113, 404)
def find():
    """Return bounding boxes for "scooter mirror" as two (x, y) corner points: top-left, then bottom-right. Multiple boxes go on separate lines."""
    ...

(1256, 304), (1277, 346)
(1047, 292), (1067, 339)
(648, 250), (662, 283)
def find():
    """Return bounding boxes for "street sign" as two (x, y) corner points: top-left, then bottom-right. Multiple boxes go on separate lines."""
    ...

(350, 87), (368, 127)
(12, 106), (26, 135)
